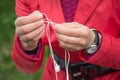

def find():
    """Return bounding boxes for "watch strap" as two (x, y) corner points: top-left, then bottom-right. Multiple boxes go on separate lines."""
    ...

(85, 29), (100, 54)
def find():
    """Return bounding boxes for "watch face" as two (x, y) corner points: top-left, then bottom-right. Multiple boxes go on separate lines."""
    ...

(87, 45), (98, 54)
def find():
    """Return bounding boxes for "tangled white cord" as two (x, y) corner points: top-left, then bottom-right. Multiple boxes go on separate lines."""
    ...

(42, 13), (70, 80)
(65, 49), (70, 80)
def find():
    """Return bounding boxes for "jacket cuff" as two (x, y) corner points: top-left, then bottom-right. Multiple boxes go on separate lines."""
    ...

(12, 36), (44, 73)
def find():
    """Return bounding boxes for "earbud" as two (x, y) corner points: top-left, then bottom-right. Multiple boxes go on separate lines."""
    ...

(55, 63), (60, 72)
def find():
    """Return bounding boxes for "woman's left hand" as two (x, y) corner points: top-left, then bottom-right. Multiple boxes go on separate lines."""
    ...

(53, 22), (95, 51)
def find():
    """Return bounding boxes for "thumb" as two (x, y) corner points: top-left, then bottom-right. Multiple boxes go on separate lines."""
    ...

(52, 23), (62, 31)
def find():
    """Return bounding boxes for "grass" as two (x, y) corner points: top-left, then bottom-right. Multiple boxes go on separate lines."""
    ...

(0, 0), (49, 80)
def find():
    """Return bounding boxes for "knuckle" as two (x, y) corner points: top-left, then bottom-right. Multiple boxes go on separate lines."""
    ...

(14, 18), (19, 26)
(15, 17), (23, 26)
(14, 19), (17, 26)
(33, 11), (43, 19)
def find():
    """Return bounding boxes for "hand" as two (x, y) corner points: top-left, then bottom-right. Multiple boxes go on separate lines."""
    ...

(15, 11), (45, 51)
(53, 22), (95, 51)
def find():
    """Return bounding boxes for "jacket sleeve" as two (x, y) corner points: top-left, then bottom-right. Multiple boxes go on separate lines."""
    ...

(12, 36), (44, 73)
(12, 0), (45, 74)
(80, 1), (120, 70)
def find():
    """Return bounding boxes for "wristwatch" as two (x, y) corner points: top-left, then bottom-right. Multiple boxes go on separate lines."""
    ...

(85, 29), (101, 54)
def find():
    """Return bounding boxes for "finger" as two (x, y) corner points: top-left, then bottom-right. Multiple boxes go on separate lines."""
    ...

(23, 30), (44, 44)
(16, 20), (44, 35)
(58, 40), (83, 51)
(33, 29), (45, 42)
(15, 11), (43, 26)
(20, 25), (44, 42)
(56, 33), (87, 46)
(24, 34), (42, 48)
(54, 24), (88, 37)
(62, 22), (81, 28)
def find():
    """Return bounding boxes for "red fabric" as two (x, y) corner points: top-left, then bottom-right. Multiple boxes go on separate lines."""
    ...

(12, 0), (120, 80)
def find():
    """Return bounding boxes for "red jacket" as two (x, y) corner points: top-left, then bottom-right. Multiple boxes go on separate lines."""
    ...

(12, 0), (120, 80)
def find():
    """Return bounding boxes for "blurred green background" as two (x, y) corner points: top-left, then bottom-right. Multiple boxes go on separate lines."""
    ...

(0, 0), (48, 80)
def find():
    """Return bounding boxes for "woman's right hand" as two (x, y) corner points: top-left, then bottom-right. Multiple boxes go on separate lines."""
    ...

(14, 11), (45, 51)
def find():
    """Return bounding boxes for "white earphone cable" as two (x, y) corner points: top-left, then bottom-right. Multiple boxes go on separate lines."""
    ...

(65, 49), (70, 80)
(42, 13), (59, 80)
(42, 13), (70, 80)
